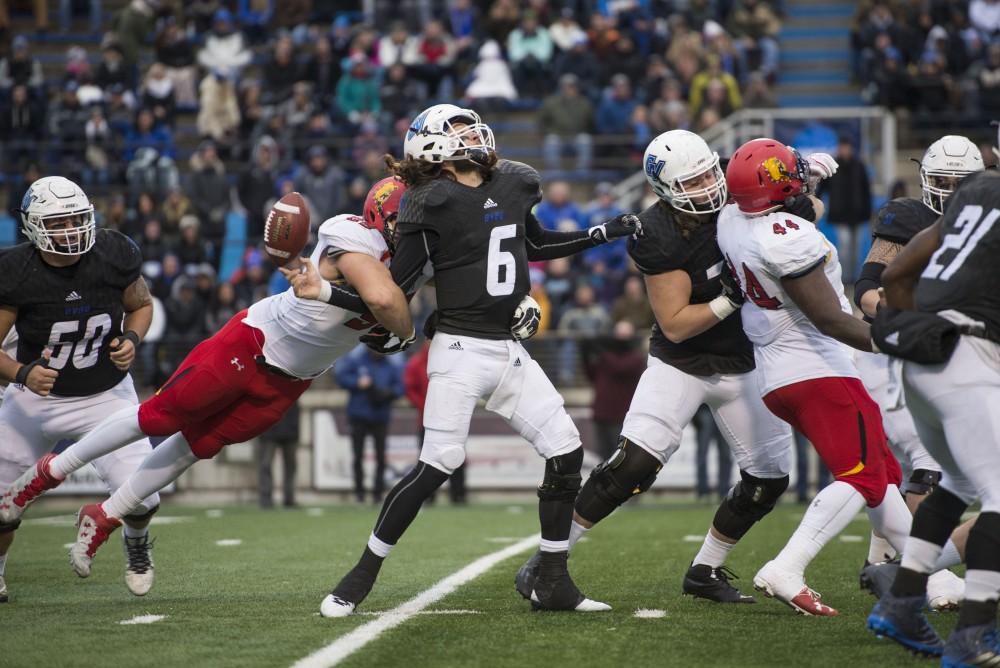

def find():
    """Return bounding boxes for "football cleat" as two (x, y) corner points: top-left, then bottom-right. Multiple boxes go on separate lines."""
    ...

(682, 563), (756, 604)
(860, 560), (963, 612)
(0, 453), (62, 524)
(860, 559), (897, 599)
(941, 624), (1000, 667)
(70, 503), (121, 578)
(866, 592), (944, 657)
(0, 574), (7, 603)
(320, 594), (357, 618)
(123, 533), (155, 596)
(515, 550), (541, 601)
(529, 551), (610, 612)
(322, 564), (378, 617)
(753, 561), (838, 616)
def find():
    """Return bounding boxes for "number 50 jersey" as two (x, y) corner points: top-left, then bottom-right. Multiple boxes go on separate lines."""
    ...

(716, 203), (858, 395)
(0, 229), (142, 397)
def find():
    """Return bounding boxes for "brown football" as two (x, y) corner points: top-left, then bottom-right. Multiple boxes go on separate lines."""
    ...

(264, 192), (310, 267)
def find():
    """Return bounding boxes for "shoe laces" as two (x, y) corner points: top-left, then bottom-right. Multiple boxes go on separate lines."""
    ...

(125, 535), (154, 574)
(712, 565), (741, 583)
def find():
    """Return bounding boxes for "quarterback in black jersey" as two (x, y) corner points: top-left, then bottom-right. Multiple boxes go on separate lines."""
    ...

(866, 169), (1000, 663)
(0, 177), (159, 602)
(292, 103), (638, 616)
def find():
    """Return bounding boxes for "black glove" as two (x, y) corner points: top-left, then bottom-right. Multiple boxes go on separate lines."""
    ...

(360, 325), (417, 354)
(422, 310), (440, 340)
(588, 214), (643, 244)
(783, 195), (818, 222)
(720, 264), (745, 307)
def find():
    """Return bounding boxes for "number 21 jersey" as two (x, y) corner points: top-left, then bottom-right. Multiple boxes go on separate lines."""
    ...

(716, 203), (858, 395)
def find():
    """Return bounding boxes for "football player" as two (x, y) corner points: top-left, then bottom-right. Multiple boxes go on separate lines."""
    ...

(716, 139), (914, 616)
(0, 176), (159, 600)
(866, 169), (1000, 664)
(290, 103), (639, 615)
(0, 179), (417, 580)
(516, 130), (836, 605)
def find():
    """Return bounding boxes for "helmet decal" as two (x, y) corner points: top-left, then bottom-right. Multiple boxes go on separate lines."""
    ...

(762, 156), (793, 183)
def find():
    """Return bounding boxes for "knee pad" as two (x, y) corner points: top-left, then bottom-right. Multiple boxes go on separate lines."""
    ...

(910, 485), (968, 545)
(903, 468), (941, 496)
(537, 448), (583, 502)
(0, 518), (21, 534)
(124, 503), (160, 524)
(966, 512), (1000, 572)
(575, 438), (661, 523)
(420, 434), (467, 475)
(713, 471), (789, 540)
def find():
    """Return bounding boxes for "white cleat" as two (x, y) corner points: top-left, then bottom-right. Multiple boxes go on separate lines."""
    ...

(320, 594), (356, 618)
(753, 560), (839, 617)
(123, 534), (155, 597)
(0, 574), (7, 603)
(529, 590), (612, 612)
(0, 453), (60, 524)
(927, 569), (964, 612)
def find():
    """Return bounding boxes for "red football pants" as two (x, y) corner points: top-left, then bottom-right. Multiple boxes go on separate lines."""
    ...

(763, 376), (901, 507)
(138, 309), (310, 459)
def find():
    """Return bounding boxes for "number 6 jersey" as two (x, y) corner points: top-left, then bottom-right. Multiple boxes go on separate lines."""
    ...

(716, 203), (858, 395)
(0, 229), (141, 397)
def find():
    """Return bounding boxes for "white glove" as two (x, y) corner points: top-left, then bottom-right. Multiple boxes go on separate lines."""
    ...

(807, 152), (838, 180)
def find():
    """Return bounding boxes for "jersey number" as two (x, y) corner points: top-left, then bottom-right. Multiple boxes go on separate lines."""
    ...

(46, 313), (113, 370)
(922, 204), (999, 281)
(486, 224), (517, 296)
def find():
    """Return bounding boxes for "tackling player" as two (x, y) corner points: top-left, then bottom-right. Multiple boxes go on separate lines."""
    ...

(0, 179), (416, 580)
(716, 139), (914, 616)
(0, 177), (159, 600)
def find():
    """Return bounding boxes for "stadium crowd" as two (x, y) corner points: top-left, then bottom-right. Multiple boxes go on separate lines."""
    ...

(0, 0), (785, 387)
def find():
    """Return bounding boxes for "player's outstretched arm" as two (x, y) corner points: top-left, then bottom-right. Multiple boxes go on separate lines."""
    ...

(524, 212), (641, 261)
(644, 269), (739, 343)
(0, 305), (58, 395)
(882, 220), (944, 310)
(781, 264), (875, 352)
(111, 277), (153, 371)
(854, 238), (903, 318)
(335, 252), (414, 339)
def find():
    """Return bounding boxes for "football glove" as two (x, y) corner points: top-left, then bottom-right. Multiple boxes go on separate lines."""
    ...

(510, 295), (542, 341)
(588, 214), (643, 244)
(720, 265), (745, 307)
(783, 194), (820, 222)
(360, 325), (416, 355)
(807, 152), (838, 180)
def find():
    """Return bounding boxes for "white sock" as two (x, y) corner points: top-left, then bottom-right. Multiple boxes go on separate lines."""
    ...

(933, 539), (962, 571)
(50, 406), (144, 479)
(772, 481), (865, 576)
(102, 434), (197, 519)
(867, 532), (897, 563)
(122, 523), (148, 539)
(866, 485), (913, 553)
(900, 536), (943, 574)
(964, 569), (1000, 603)
(366, 534), (393, 558)
(567, 520), (589, 550)
(539, 538), (569, 553)
(693, 531), (736, 569)
(0, 554), (7, 576)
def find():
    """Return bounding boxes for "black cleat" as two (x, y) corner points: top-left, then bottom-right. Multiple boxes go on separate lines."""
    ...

(942, 624), (1000, 667)
(529, 551), (610, 612)
(321, 565), (377, 618)
(866, 592), (943, 657)
(860, 559), (900, 600)
(683, 564), (756, 603)
(515, 550), (541, 601)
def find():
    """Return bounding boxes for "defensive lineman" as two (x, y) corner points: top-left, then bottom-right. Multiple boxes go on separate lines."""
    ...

(0, 176), (158, 600)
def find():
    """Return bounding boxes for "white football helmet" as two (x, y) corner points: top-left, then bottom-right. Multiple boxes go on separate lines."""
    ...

(643, 130), (727, 214)
(919, 135), (984, 214)
(403, 103), (496, 164)
(19, 176), (96, 255)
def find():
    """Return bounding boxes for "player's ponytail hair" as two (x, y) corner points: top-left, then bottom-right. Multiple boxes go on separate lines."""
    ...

(384, 152), (498, 188)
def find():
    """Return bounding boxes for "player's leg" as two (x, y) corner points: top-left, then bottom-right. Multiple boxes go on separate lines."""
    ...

(371, 421), (388, 503)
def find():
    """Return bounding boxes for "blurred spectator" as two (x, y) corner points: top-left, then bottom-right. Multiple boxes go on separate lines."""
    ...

(205, 280), (242, 332)
(255, 402), (300, 508)
(336, 53), (381, 126)
(155, 20), (198, 107)
(581, 320), (646, 458)
(596, 74), (638, 159)
(48, 81), (88, 174)
(727, 0), (781, 79)
(464, 40), (517, 108)
(176, 215), (215, 267)
(113, 0), (156, 69)
(262, 36), (300, 105)
(528, 267), (552, 336)
(587, 13), (622, 59)
(126, 145), (180, 204)
(816, 138), (872, 283)
(161, 186), (193, 232)
(197, 9), (252, 77)
(378, 21), (419, 67)
(1, 84), (44, 171)
(694, 107), (723, 133)
(82, 105), (112, 186)
(742, 71), (777, 108)
(535, 181), (582, 230)
(550, 8), (587, 51)
(689, 55), (742, 120)
(553, 34), (600, 97)
(59, 0), (100, 33)
(141, 63), (176, 127)
(101, 192), (129, 232)
(280, 81), (315, 132)
(104, 83), (134, 135)
(970, 0), (1000, 41)
(910, 54), (954, 116)
(693, 404), (731, 501)
(539, 74), (593, 172)
(973, 43), (1000, 115)
(239, 79), (267, 140)
(302, 36), (340, 102)
(198, 69), (241, 150)
(582, 182), (628, 271)
(95, 43), (136, 92)
(602, 36), (644, 88)
(411, 20), (456, 98)
(486, 0), (521, 45)
(380, 63), (422, 124)
(150, 251), (181, 299)
(294, 109), (336, 163)
(64, 45), (91, 84)
(507, 11), (554, 98)
(344, 176), (368, 213)
(164, 274), (206, 366)
(271, 0), (310, 39)
(335, 347), (405, 504)
(611, 275), (655, 329)
(186, 141), (230, 241)
(557, 283), (610, 384)
(294, 145), (345, 223)
(232, 248), (271, 305)
(189, 261), (216, 303)
(186, 0), (222, 34)
(351, 119), (389, 166)
(123, 107), (175, 162)
(0, 36), (45, 95)
(238, 135), (280, 240)
(543, 256), (576, 321)
(130, 190), (159, 237)
(136, 218), (168, 265)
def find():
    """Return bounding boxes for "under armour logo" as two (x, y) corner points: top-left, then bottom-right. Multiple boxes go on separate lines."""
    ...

(231, 357), (244, 371)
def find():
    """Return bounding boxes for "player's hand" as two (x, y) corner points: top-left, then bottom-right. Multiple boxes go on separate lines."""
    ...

(589, 214), (643, 244)
(24, 355), (58, 397)
(720, 266), (745, 308)
(782, 194), (826, 222)
(357, 375), (373, 390)
(109, 336), (136, 371)
(280, 257), (323, 300)
(360, 325), (416, 355)
(510, 294), (542, 341)
(807, 152), (838, 181)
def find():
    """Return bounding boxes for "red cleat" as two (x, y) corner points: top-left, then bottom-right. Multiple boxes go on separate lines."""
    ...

(70, 503), (121, 578)
(0, 453), (62, 524)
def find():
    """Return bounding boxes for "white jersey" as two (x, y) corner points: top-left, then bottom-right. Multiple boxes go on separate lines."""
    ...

(243, 214), (389, 379)
(0, 329), (16, 401)
(716, 203), (858, 395)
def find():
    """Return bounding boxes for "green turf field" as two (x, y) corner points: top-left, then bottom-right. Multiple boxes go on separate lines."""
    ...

(0, 501), (954, 667)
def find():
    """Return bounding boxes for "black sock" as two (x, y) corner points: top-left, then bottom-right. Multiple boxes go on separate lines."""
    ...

(956, 599), (998, 630)
(356, 547), (383, 575)
(371, 462), (449, 545)
(890, 567), (930, 598)
(539, 497), (574, 544)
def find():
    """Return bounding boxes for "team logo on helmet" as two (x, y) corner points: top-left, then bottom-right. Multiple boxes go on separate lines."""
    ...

(762, 157), (793, 183)
(372, 180), (401, 219)
(644, 155), (666, 179)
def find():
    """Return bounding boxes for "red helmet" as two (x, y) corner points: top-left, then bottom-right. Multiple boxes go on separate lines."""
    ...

(363, 176), (407, 252)
(725, 138), (806, 214)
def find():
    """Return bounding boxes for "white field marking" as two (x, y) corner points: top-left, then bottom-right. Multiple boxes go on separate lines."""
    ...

(25, 515), (192, 527)
(485, 537), (518, 543)
(633, 609), (667, 619)
(215, 539), (242, 546)
(356, 609), (482, 617)
(306, 508), (325, 517)
(292, 534), (539, 668)
(505, 506), (525, 514)
(205, 509), (224, 518)
(119, 614), (166, 625)
(682, 535), (705, 543)
(839, 535), (864, 543)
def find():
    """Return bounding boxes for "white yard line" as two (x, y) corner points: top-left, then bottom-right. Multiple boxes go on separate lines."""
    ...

(119, 614), (167, 625)
(215, 539), (243, 546)
(291, 534), (539, 668)
(633, 609), (666, 619)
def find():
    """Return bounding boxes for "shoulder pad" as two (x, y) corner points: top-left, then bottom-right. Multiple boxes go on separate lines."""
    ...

(628, 203), (685, 274)
(873, 198), (937, 244)
(318, 214), (366, 237)
(495, 159), (541, 187)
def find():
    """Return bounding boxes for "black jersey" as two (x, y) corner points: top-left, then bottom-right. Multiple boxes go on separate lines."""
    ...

(397, 160), (541, 340)
(0, 230), (142, 396)
(872, 197), (938, 245)
(628, 202), (754, 377)
(915, 170), (1000, 342)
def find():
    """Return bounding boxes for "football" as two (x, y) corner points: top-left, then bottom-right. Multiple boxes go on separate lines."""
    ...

(263, 192), (310, 266)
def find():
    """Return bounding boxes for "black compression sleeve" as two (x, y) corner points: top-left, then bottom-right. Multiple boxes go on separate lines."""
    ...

(854, 262), (885, 311)
(525, 211), (596, 261)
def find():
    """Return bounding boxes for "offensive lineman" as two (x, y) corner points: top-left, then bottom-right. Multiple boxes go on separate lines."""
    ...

(0, 176), (159, 600)
(290, 103), (639, 615)
(0, 179), (417, 579)
(866, 169), (1000, 665)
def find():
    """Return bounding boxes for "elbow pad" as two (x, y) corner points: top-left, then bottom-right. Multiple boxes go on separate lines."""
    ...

(854, 262), (885, 311)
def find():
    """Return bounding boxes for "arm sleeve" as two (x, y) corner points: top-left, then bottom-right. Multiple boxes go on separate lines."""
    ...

(524, 211), (596, 261)
(854, 261), (885, 310)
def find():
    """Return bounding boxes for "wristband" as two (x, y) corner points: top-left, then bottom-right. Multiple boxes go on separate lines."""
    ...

(708, 294), (737, 321)
(120, 330), (141, 348)
(14, 358), (46, 386)
(318, 280), (333, 303)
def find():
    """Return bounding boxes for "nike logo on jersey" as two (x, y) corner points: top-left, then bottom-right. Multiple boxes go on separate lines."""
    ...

(65, 291), (82, 301)
(483, 198), (498, 209)
(448, 341), (463, 351)
(231, 357), (245, 371)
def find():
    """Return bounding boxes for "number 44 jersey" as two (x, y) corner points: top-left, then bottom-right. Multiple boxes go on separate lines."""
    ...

(0, 229), (142, 397)
(716, 203), (859, 395)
